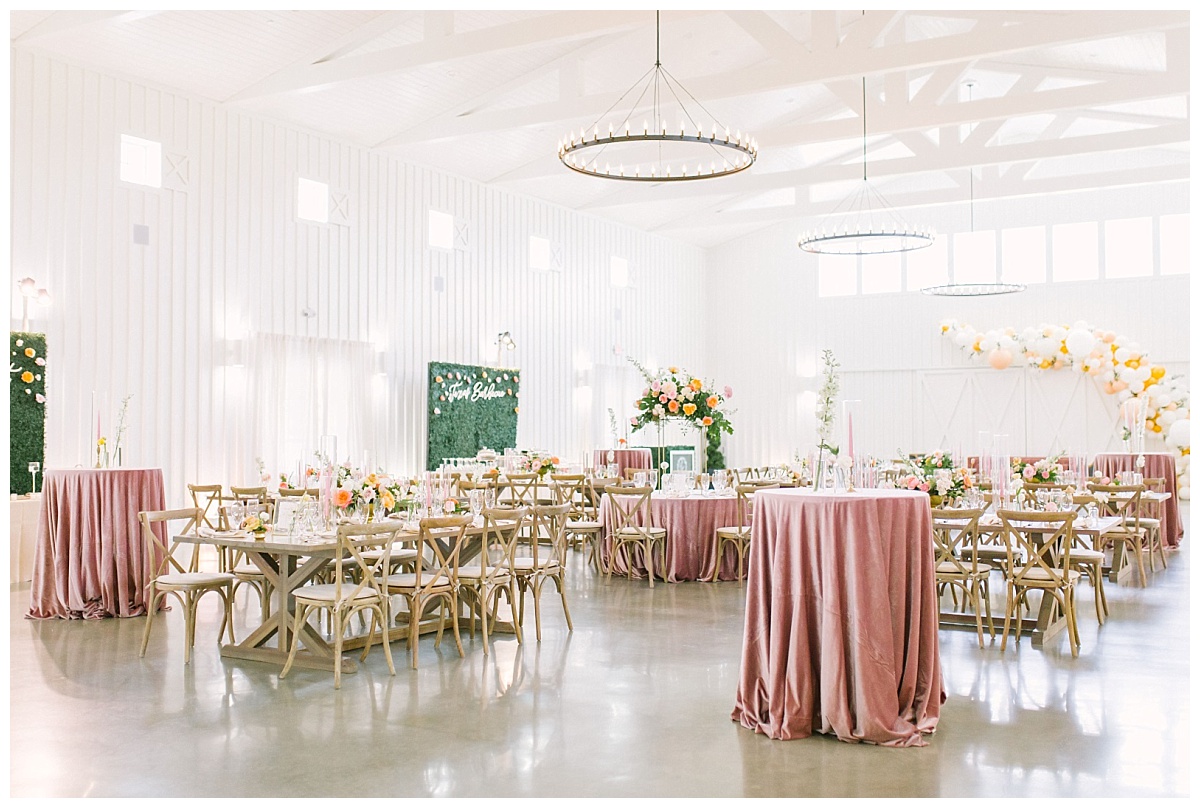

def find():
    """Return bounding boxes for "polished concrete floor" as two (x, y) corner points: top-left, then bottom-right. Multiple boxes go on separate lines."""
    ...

(8, 523), (1191, 798)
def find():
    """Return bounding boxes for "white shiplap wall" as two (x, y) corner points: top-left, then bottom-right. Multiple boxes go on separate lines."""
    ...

(10, 52), (706, 504)
(705, 187), (1191, 466)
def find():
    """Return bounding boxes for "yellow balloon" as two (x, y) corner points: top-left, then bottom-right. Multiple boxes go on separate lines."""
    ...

(1151, 366), (1166, 379)
(1152, 423), (1163, 433)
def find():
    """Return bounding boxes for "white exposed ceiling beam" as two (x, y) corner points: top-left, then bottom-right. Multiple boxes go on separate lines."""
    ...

(810, 11), (841, 53)
(723, 11), (803, 60)
(13, 10), (152, 42)
(375, 27), (641, 152)
(580, 122), (1189, 209)
(226, 11), (668, 102)
(383, 10), (1186, 145)
(475, 71), (1186, 184)
(838, 10), (903, 50)
(225, 10), (414, 103)
(652, 164), (1188, 232)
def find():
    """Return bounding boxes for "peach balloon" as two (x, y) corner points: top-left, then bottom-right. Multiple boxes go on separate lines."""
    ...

(1112, 380), (1128, 392)
(1103, 382), (1117, 394)
(988, 348), (1013, 370)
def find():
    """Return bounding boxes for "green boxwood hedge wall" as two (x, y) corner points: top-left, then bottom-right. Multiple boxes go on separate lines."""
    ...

(427, 361), (520, 470)
(10, 332), (47, 495)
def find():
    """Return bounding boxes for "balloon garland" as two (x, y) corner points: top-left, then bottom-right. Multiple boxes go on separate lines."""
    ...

(940, 319), (1190, 497)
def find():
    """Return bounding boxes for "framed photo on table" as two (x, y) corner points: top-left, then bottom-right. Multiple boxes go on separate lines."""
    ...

(670, 450), (695, 474)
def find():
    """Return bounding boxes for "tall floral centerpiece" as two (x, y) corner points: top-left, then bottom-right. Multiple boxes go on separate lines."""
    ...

(629, 359), (733, 474)
(814, 349), (840, 490)
(899, 450), (975, 506)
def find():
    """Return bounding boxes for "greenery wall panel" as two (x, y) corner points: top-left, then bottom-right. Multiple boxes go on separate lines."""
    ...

(427, 361), (520, 470)
(10, 332), (47, 495)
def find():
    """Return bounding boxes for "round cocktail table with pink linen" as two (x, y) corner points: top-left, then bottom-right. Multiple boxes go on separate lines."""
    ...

(1094, 452), (1183, 547)
(27, 468), (167, 620)
(732, 488), (944, 746)
(597, 491), (744, 582)
(592, 448), (652, 478)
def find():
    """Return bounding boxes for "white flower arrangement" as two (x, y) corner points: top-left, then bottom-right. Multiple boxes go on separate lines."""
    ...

(815, 349), (840, 453)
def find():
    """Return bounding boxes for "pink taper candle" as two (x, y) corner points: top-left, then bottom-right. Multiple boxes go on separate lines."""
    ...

(847, 410), (855, 460)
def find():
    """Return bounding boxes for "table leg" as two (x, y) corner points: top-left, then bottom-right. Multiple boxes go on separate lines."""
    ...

(218, 550), (355, 673)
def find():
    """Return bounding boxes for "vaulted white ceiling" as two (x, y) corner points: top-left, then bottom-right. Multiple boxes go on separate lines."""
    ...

(10, 9), (1190, 247)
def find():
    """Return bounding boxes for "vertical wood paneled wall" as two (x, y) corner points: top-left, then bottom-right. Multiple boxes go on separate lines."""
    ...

(10, 52), (706, 504)
(705, 187), (1190, 466)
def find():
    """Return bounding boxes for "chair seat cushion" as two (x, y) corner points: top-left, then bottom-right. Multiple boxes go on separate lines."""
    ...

(384, 572), (453, 590)
(936, 561), (993, 575)
(1070, 549), (1106, 562)
(155, 571), (234, 587)
(293, 583), (380, 603)
(566, 520), (603, 530)
(360, 547), (418, 562)
(504, 558), (559, 572)
(716, 526), (749, 540)
(1015, 568), (1082, 584)
(457, 564), (511, 581)
(615, 526), (666, 537)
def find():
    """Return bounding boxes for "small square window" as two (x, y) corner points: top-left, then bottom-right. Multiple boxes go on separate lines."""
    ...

(1052, 222), (1099, 282)
(610, 256), (630, 288)
(1002, 226), (1046, 285)
(120, 134), (161, 188)
(530, 236), (552, 271)
(429, 210), (454, 251)
(905, 235), (948, 291)
(1160, 214), (1189, 275)
(1104, 217), (1152, 278)
(818, 255), (857, 297)
(860, 253), (900, 294)
(297, 178), (329, 223)
(953, 230), (997, 284)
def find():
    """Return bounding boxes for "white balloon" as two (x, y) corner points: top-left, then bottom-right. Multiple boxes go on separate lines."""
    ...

(1133, 365), (1153, 383)
(1157, 394), (1174, 408)
(1117, 389), (1133, 402)
(1159, 410), (1177, 426)
(954, 331), (974, 348)
(1179, 486), (1190, 500)
(1035, 337), (1059, 358)
(1103, 370), (1116, 382)
(1072, 320), (1090, 331)
(1065, 329), (1097, 357)
(1113, 348), (1131, 364)
(1167, 418), (1190, 448)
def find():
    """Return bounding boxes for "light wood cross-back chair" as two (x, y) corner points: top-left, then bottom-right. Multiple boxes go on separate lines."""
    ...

(930, 508), (994, 648)
(551, 474), (600, 555)
(457, 506), (528, 655)
(1134, 477), (1168, 572)
(711, 483), (778, 582)
(501, 472), (540, 508)
(188, 484), (227, 533)
(509, 502), (574, 641)
(219, 486), (273, 620)
(1088, 482), (1152, 586)
(384, 514), (473, 668)
(279, 521), (400, 689)
(604, 485), (667, 588)
(575, 476), (619, 570)
(1068, 494), (1110, 624)
(138, 508), (236, 664)
(996, 510), (1082, 657)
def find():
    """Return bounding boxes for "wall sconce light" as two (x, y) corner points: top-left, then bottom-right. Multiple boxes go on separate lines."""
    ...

(16, 277), (52, 331)
(495, 331), (516, 366)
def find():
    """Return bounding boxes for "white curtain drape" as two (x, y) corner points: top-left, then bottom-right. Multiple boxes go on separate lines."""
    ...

(249, 334), (379, 476)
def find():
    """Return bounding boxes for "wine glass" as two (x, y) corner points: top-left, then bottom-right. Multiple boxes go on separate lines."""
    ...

(28, 461), (40, 494)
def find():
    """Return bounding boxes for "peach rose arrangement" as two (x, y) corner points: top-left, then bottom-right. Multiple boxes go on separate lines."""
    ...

(628, 359), (733, 439)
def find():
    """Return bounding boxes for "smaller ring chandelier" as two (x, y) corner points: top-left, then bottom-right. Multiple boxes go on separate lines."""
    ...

(798, 77), (934, 255)
(558, 12), (756, 182)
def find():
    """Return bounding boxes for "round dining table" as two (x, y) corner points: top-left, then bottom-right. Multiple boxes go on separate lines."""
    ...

(1093, 452), (1184, 547)
(27, 468), (167, 619)
(731, 488), (943, 746)
(597, 490), (745, 582)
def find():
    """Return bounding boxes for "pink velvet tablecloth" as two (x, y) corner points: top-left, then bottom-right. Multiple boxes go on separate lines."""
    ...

(593, 448), (652, 478)
(1094, 452), (1183, 547)
(598, 492), (744, 582)
(731, 488), (944, 746)
(27, 468), (167, 620)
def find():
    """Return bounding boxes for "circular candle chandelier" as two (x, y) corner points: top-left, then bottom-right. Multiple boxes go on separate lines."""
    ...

(558, 12), (756, 182)
(798, 78), (934, 255)
(921, 83), (1024, 297)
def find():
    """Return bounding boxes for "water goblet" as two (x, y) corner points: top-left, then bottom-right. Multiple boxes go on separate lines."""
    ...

(633, 471), (647, 487)
(28, 461), (40, 494)
(698, 473), (711, 495)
